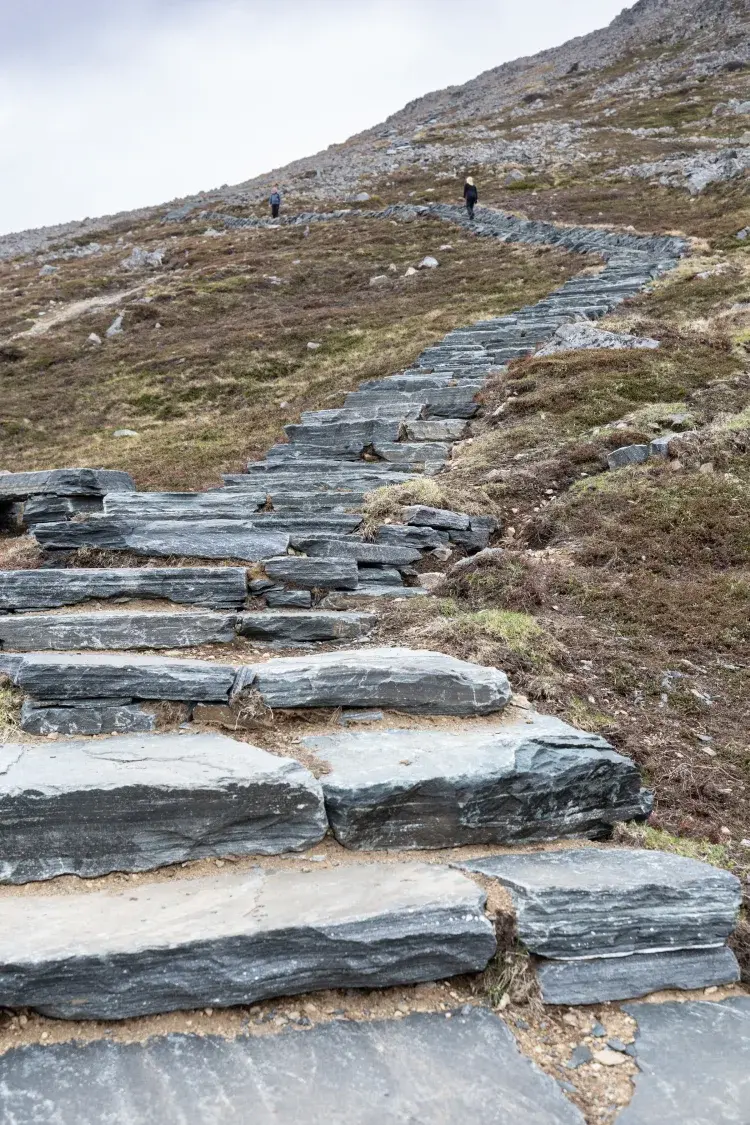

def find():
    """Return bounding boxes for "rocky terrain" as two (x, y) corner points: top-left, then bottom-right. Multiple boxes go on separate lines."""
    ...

(0, 2), (749, 1123)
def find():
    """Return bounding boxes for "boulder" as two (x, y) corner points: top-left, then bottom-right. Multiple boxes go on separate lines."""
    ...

(0, 567), (248, 610)
(0, 612), (238, 651)
(0, 863), (495, 1019)
(607, 444), (650, 470)
(0, 732), (326, 882)
(263, 556), (359, 590)
(236, 647), (511, 715)
(305, 714), (652, 849)
(237, 610), (375, 643)
(9, 653), (238, 702)
(20, 699), (156, 736)
(376, 525), (449, 549)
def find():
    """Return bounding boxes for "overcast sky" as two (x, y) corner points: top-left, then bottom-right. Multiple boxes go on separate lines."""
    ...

(0, 0), (631, 235)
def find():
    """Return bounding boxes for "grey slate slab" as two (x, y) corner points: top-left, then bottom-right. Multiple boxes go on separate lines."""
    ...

(373, 441), (450, 464)
(0, 567), (249, 610)
(236, 647), (511, 715)
(10, 653), (238, 702)
(20, 699), (156, 736)
(22, 495), (103, 528)
(537, 946), (740, 1006)
(0, 732), (326, 883)
(461, 848), (741, 958)
(376, 524), (450, 549)
(0, 611), (238, 651)
(264, 555), (360, 590)
(264, 586), (313, 608)
(33, 519), (290, 561)
(297, 539), (421, 566)
(0, 469), (135, 500)
(305, 714), (652, 849)
(0, 863), (496, 1019)
(607, 444), (650, 470)
(619, 998), (750, 1125)
(237, 610), (376, 642)
(405, 419), (469, 441)
(103, 492), (266, 518)
(0, 1009), (587, 1125)
(403, 505), (471, 530)
(284, 419), (402, 454)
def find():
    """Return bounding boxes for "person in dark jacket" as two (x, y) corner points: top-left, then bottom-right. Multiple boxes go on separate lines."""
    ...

(463, 176), (478, 220)
(269, 185), (281, 219)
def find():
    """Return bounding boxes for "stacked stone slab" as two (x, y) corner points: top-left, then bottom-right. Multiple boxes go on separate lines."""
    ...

(0, 469), (136, 531)
(463, 849), (741, 1003)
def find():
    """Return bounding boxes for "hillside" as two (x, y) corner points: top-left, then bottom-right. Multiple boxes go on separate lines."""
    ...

(0, 2), (749, 1121)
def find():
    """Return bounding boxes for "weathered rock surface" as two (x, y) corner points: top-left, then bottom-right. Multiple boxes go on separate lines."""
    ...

(103, 492), (266, 518)
(462, 848), (741, 958)
(0, 469), (135, 500)
(33, 520), (290, 562)
(0, 1009), (587, 1125)
(536, 324), (660, 355)
(265, 587), (313, 608)
(20, 699), (156, 736)
(403, 505), (471, 530)
(537, 946), (740, 1006)
(0, 863), (496, 1019)
(297, 539), (421, 566)
(0, 733), (327, 882)
(608, 444), (650, 470)
(0, 567), (248, 610)
(236, 647), (511, 715)
(22, 495), (103, 528)
(9, 653), (238, 701)
(305, 714), (652, 849)
(263, 555), (359, 590)
(376, 524), (449, 549)
(0, 612), (238, 651)
(237, 610), (375, 642)
(619, 998), (750, 1125)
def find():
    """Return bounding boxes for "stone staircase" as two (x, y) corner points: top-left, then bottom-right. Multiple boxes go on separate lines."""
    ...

(0, 205), (745, 1122)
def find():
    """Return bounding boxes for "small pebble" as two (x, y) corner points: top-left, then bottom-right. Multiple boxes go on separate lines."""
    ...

(566, 1045), (593, 1069)
(593, 1048), (629, 1067)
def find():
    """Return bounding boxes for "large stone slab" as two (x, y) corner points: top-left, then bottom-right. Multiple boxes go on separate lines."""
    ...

(0, 567), (248, 610)
(0, 611), (238, 651)
(0, 863), (496, 1019)
(537, 946), (740, 1006)
(20, 699), (156, 736)
(284, 419), (402, 455)
(33, 520), (290, 562)
(9, 653), (238, 701)
(0, 732), (326, 883)
(403, 505), (470, 530)
(296, 539), (421, 566)
(236, 647), (511, 715)
(0, 1009), (587, 1124)
(103, 492), (266, 518)
(0, 468), (135, 500)
(237, 610), (376, 643)
(619, 998), (750, 1125)
(373, 441), (450, 464)
(376, 524), (450, 548)
(304, 714), (652, 849)
(22, 495), (103, 528)
(264, 555), (359, 590)
(462, 848), (741, 958)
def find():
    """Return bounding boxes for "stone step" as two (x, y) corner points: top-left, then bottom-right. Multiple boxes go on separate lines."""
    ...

(0, 1009), (588, 1125)
(0, 567), (249, 610)
(5, 652), (238, 702)
(33, 519), (290, 561)
(293, 539), (421, 566)
(344, 389), (480, 418)
(320, 586), (427, 604)
(0, 469), (135, 500)
(0, 611), (239, 651)
(304, 714), (652, 849)
(266, 491), (366, 511)
(234, 647), (511, 715)
(376, 524), (449, 548)
(20, 699), (159, 736)
(404, 419), (469, 442)
(0, 732), (326, 883)
(102, 492), (266, 518)
(238, 459), (417, 477)
(264, 555), (360, 590)
(237, 609), (376, 643)
(359, 374), (456, 390)
(300, 405), (424, 424)
(283, 419), (402, 454)
(463, 848), (742, 1005)
(21, 495), (104, 528)
(372, 441), (451, 464)
(0, 863), (496, 1019)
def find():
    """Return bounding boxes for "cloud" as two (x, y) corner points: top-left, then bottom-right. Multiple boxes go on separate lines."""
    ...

(0, 0), (631, 234)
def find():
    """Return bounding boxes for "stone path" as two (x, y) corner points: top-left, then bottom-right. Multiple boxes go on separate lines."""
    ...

(0, 204), (746, 1121)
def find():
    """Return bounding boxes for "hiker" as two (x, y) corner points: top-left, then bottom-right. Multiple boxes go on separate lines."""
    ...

(269, 185), (281, 220)
(463, 176), (478, 221)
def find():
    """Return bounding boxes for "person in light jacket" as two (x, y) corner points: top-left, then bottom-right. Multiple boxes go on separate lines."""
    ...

(463, 176), (478, 220)
(269, 185), (281, 219)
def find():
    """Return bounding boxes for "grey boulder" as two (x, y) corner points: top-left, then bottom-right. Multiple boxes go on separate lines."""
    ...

(9, 653), (238, 702)
(607, 444), (650, 470)
(0, 611), (238, 651)
(0, 567), (249, 610)
(0, 732), (326, 882)
(305, 714), (652, 849)
(0, 863), (495, 1019)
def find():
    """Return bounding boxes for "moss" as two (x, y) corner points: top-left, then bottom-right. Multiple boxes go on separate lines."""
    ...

(565, 696), (613, 732)
(620, 824), (731, 869)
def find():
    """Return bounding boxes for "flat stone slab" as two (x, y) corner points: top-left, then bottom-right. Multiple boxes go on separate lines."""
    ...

(0, 732), (326, 882)
(33, 520), (290, 562)
(237, 610), (376, 642)
(236, 647), (511, 715)
(0, 469), (135, 500)
(304, 714), (652, 849)
(0, 611), (238, 651)
(462, 848), (741, 958)
(403, 505), (471, 530)
(296, 539), (421, 566)
(20, 699), (156, 736)
(0, 567), (249, 610)
(0, 1009), (586, 1124)
(0, 863), (496, 1019)
(619, 998), (750, 1125)
(103, 492), (266, 518)
(8, 653), (238, 701)
(264, 555), (359, 590)
(537, 946), (740, 1006)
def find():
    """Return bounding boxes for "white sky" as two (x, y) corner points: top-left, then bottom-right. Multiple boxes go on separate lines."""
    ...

(0, 0), (632, 234)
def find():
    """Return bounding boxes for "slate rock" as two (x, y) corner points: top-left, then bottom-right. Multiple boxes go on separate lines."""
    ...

(0, 611), (238, 651)
(619, 998), (750, 1125)
(296, 539), (421, 566)
(449, 515), (499, 552)
(265, 587), (313, 608)
(607, 444), (650, 470)
(20, 699), (156, 736)
(306, 714), (652, 849)
(22, 495), (103, 528)
(537, 946), (740, 1006)
(357, 566), (403, 586)
(0, 1009), (586, 1125)
(103, 492), (266, 519)
(33, 520), (290, 562)
(0, 567), (248, 610)
(10, 653), (238, 702)
(405, 419), (469, 442)
(403, 506), (471, 531)
(237, 610), (375, 643)
(0, 469), (135, 501)
(284, 420), (402, 454)
(462, 848), (741, 958)
(565, 1045), (593, 1069)
(264, 556), (359, 590)
(0, 863), (496, 1019)
(0, 732), (327, 882)
(373, 442), (451, 465)
(376, 524), (450, 549)
(236, 647), (511, 715)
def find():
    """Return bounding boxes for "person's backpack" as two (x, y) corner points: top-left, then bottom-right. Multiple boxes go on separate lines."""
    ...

(270, 192), (281, 206)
